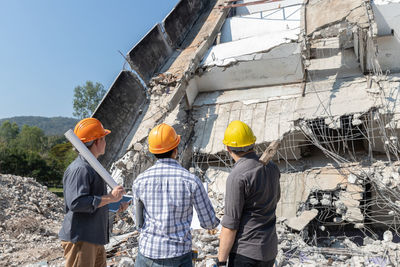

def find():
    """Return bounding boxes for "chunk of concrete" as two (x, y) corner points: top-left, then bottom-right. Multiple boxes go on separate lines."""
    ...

(285, 209), (318, 231)
(206, 167), (229, 195)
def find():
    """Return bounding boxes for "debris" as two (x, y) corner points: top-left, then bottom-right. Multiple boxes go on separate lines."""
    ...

(285, 209), (318, 231)
(0, 174), (64, 266)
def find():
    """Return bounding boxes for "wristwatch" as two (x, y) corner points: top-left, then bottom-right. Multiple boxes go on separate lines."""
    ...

(216, 259), (227, 266)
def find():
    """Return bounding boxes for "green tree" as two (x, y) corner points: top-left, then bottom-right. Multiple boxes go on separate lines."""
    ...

(0, 121), (77, 186)
(49, 142), (77, 170)
(0, 121), (19, 143)
(73, 81), (106, 119)
(16, 125), (46, 152)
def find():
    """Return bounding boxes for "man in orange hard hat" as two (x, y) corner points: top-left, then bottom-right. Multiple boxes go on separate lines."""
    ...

(217, 121), (281, 267)
(133, 123), (220, 267)
(59, 118), (127, 267)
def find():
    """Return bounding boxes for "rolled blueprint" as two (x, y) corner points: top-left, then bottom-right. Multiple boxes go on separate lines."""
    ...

(135, 198), (144, 229)
(65, 129), (118, 189)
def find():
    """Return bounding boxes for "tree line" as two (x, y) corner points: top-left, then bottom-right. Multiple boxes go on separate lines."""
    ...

(0, 80), (106, 186)
(0, 120), (77, 185)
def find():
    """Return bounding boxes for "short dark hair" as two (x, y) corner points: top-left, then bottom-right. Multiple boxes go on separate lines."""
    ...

(228, 144), (254, 153)
(84, 140), (94, 149)
(154, 149), (175, 159)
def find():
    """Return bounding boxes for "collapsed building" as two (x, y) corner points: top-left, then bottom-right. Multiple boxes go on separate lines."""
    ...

(91, 0), (400, 264)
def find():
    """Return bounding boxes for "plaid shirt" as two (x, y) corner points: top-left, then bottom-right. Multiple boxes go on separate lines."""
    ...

(132, 158), (219, 259)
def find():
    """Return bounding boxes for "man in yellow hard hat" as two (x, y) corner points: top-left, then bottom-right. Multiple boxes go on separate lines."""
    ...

(59, 118), (127, 267)
(217, 120), (281, 267)
(133, 123), (220, 267)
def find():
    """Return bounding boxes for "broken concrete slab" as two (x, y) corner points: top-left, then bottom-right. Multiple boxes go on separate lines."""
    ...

(198, 42), (303, 91)
(127, 24), (173, 83)
(163, 0), (213, 47)
(93, 71), (147, 168)
(205, 167), (229, 195)
(285, 209), (318, 231)
(306, 0), (368, 36)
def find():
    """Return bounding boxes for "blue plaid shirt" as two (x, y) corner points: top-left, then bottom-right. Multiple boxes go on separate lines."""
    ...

(132, 158), (219, 259)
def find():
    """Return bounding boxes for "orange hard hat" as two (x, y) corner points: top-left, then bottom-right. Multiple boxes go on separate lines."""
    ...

(74, 118), (111, 143)
(148, 123), (180, 154)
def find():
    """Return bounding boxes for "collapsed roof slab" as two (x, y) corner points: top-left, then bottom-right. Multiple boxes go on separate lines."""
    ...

(127, 24), (174, 83)
(163, 0), (213, 47)
(92, 71), (147, 167)
(191, 76), (379, 155)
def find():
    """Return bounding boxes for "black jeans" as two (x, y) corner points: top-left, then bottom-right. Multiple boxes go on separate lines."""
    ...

(228, 253), (275, 267)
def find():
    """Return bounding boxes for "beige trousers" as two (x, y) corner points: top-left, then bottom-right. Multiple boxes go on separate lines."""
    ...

(61, 241), (106, 267)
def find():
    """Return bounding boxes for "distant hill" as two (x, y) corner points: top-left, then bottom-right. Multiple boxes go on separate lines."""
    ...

(0, 116), (78, 136)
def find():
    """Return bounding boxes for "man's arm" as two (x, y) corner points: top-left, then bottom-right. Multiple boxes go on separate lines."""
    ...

(97, 185), (125, 208)
(65, 167), (124, 212)
(193, 178), (220, 229)
(218, 226), (237, 262)
(218, 174), (245, 261)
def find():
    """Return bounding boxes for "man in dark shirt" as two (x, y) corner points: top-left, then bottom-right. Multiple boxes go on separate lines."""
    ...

(217, 120), (281, 267)
(59, 118), (126, 267)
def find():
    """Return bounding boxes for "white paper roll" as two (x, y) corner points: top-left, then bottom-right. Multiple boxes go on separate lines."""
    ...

(65, 129), (119, 189)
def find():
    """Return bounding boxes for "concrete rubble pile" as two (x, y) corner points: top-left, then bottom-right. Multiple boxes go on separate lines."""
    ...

(0, 174), (64, 267)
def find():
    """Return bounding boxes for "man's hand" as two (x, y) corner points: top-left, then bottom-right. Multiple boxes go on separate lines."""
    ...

(98, 185), (126, 208)
(111, 185), (125, 202)
(117, 200), (131, 212)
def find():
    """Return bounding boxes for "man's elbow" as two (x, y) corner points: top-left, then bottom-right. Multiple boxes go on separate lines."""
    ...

(201, 217), (220, 230)
(69, 201), (95, 213)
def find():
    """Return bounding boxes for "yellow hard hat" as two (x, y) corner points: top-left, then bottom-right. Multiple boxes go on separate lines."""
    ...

(223, 120), (256, 148)
(148, 123), (181, 154)
(74, 118), (111, 143)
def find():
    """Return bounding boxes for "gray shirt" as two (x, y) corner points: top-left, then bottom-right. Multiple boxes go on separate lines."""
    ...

(59, 155), (109, 245)
(221, 152), (281, 262)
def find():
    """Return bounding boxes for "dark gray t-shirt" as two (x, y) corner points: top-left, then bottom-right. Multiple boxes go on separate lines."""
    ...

(221, 152), (281, 262)
(59, 155), (109, 245)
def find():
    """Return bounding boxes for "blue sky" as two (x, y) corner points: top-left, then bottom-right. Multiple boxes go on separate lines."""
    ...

(0, 0), (178, 119)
